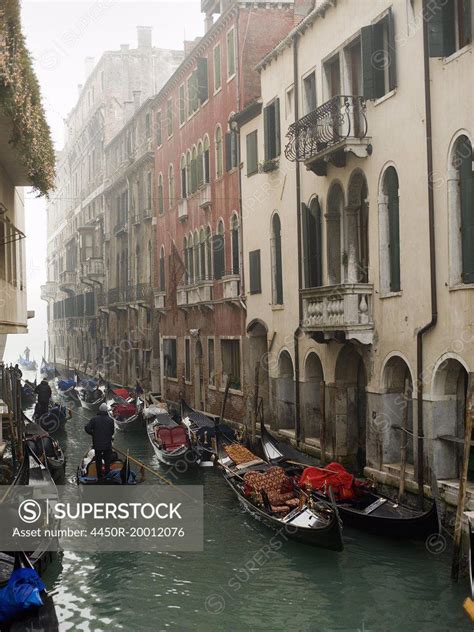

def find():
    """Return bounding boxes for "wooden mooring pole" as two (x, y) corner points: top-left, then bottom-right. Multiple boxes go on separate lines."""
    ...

(451, 374), (473, 581)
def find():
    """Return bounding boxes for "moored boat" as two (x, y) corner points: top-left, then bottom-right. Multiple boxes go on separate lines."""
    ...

(215, 430), (343, 551)
(147, 412), (193, 466)
(78, 382), (106, 413)
(39, 358), (56, 380)
(17, 356), (38, 372)
(76, 449), (139, 485)
(24, 422), (66, 482)
(33, 402), (70, 435)
(57, 378), (80, 406)
(20, 381), (36, 409)
(108, 388), (143, 432)
(260, 420), (439, 539)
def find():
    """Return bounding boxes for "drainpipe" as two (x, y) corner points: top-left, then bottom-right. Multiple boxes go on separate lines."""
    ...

(293, 32), (303, 446)
(416, 0), (438, 508)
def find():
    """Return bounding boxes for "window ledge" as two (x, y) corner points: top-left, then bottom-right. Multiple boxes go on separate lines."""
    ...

(213, 87), (222, 97)
(379, 290), (402, 300)
(374, 88), (397, 107)
(208, 384), (216, 391)
(443, 44), (472, 66)
(165, 377), (178, 383)
(227, 73), (236, 84)
(271, 304), (284, 311)
(184, 380), (192, 386)
(449, 283), (474, 292)
(219, 387), (243, 396)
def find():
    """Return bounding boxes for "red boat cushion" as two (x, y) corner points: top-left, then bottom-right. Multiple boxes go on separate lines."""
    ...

(299, 462), (356, 500)
(157, 426), (187, 452)
(114, 388), (131, 399)
(113, 403), (136, 418)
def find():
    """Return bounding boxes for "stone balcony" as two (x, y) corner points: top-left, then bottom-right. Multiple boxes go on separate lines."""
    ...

(177, 279), (213, 308)
(178, 198), (188, 221)
(81, 257), (104, 284)
(198, 183), (212, 210)
(58, 271), (77, 293)
(154, 290), (166, 310)
(40, 281), (58, 302)
(301, 283), (374, 345)
(222, 273), (240, 301)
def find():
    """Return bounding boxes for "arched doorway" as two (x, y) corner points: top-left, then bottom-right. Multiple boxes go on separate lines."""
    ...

(432, 358), (469, 480)
(302, 353), (324, 442)
(335, 343), (367, 472)
(346, 170), (369, 283)
(247, 320), (270, 425)
(194, 339), (204, 411)
(381, 356), (414, 467)
(275, 350), (295, 434)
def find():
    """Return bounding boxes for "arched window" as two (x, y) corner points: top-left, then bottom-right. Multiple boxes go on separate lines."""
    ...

(215, 126), (223, 178)
(326, 183), (344, 285)
(203, 135), (210, 184)
(197, 141), (204, 188)
(206, 225), (212, 278)
(450, 136), (474, 284)
(271, 214), (283, 304)
(188, 233), (194, 283)
(180, 155), (187, 198)
(231, 213), (239, 275)
(191, 146), (198, 194)
(147, 241), (152, 281)
(302, 197), (322, 288)
(168, 164), (174, 209)
(380, 167), (401, 293)
(213, 220), (225, 279)
(200, 228), (206, 279)
(135, 244), (141, 284)
(194, 229), (200, 281)
(186, 151), (192, 198)
(183, 236), (188, 284)
(158, 173), (164, 215)
(159, 246), (165, 291)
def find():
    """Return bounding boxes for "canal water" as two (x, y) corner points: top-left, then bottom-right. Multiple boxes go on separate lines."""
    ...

(30, 404), (472, 631)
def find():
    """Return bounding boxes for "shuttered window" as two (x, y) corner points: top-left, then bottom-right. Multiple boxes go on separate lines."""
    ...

(249, 250), (261, 294)
(263, 99), (281, 162)
(271, 215), (283, 305)
(159, 248), (165, 291)
(213, 233), (225, 280)
(361, 8), (396, 100)
(214, 44), (221, 91)
(156, 111), (162, 146)
(231, 216), (239, 275)
(197, 58), (209, 104)
(179, 85), (186, 125)
(246, 131), (258, 176)
(302, 199), (323, 289)
(459, 137), (474, 283)
(225, 131), (238, 171)
(385, 167), (401, 292)
(163, 338), (177, 379)
(428, 0), (472, 57)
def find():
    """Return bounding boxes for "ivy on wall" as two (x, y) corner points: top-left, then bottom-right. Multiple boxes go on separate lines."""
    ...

(0, 0), (55, 196)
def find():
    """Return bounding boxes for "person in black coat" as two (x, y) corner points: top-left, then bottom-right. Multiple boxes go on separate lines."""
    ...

(84, 403), (115, 481)
(34, 379), (52, 416)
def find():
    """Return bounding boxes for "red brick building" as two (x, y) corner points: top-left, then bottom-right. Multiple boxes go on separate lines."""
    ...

(152, 0), (297, 419)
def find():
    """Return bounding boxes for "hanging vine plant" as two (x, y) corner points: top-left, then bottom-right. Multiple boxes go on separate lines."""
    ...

(0, 0), (55, 196)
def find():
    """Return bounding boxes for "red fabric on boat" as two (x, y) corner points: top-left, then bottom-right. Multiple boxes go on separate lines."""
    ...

(113, 403), (136, 418)
(113, 388), (130, 399)
(157, 426), (187, 451)
(299, 462), (356, 500)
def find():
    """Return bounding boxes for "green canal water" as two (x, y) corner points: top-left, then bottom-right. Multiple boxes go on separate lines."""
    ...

(35, 407), (471, 632)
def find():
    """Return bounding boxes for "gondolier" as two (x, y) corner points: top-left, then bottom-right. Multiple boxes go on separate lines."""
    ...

(34, 378), (52, 416)
(84, 403), (115, 481)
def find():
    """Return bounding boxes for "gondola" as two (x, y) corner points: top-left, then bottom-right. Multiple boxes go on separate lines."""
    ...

(76, 448), (138, 485)
(39, 358), (56, 381)
(20, 381), (36, 409)
(146, 411), (194, 466)
(180, 400), (239, 466)
(215, 428), (343, 551)
(17, 356), (38, 372)
(0, 443), (58, 581)
(33, 402), (69, 435)
(24, 422), (66, 483)
(78, 384), (106, 413)
(260, 420), (439, 539)
(56, 378), (80, 406)
(108, 388), (143, 432)
(0, 551), (59, 632)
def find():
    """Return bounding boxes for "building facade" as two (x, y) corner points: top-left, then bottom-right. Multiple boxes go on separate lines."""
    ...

(0, 0), (54, 359)
(153, 0), (297, 420)
(240, 0), (473, 505)
(42, 28), (183, 375)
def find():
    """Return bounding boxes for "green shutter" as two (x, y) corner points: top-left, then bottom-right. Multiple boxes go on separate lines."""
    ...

(302, 203), (311, 288)
(428, 0), (456, 57)
(372, 20), (385, 99)
(246, 131), (258, 175)
(361, 25), (376, 99)
(387, 8), (397, 91)
(197, 58), (209, 104)
(464, 0), (472, 45)
(213, 235), (224, 280)
(225, 132), (232, 171)
(263, 105), (270, 161)
(274, 98), (281, 157)
(311, 197), (323, 287)
(460, 140), (474, 283)
(387, 170), (401, 292)
(249, 250), (261, 294)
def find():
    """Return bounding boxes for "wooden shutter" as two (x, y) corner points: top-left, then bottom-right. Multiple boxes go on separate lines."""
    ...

(387, 8), (397, 91)
(274, 231), (283, 304)
(387, 172), (401, 292)
(246, 131), (258, 175)
(372, 20), (385, 98)
(465, 0), (472, 46)
(361, 25), (376, 99)
(225, 132), (232, 171)
(249, 250), (261, 294)
(213, 234), (225, 280)
(232, 229), (239, 275)
(311, 197), (323, 287)
(204, 149), (210, 183)
(301, 203), (311, 288)
(274, 99), (281, 157)
(197, 58), (209, 104)
(263, 105), (270, 161)
(428, 0), (455, 57)
(460, 141), (474, 282)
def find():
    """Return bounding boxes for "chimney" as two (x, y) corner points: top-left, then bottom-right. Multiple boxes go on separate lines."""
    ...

(137, 26), (152, 49)
(133, 90), (141, 111)
(84, 56), (95, 79)
(294, 0), (315, 18)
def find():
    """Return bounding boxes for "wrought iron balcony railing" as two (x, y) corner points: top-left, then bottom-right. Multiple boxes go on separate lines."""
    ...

(285, 95), (368, 164)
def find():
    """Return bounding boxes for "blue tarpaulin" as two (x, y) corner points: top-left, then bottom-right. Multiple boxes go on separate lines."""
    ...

(58, 379), (76, 391)
(0, 567), (45, 623)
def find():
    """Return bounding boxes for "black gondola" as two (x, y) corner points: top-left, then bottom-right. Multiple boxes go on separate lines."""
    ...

(147, 411), (193, 466)
(24, 422), (66, 483)
(20, 381), (36, 409)
(0, 552), (59, 632)
(33, 402), (69, 435)
(215, 428), (343, 551)
(260, 420), (439, 539)
(76, 449), (139, 485)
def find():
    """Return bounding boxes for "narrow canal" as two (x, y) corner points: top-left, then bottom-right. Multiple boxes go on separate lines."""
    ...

(35, 406), (471, 631)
